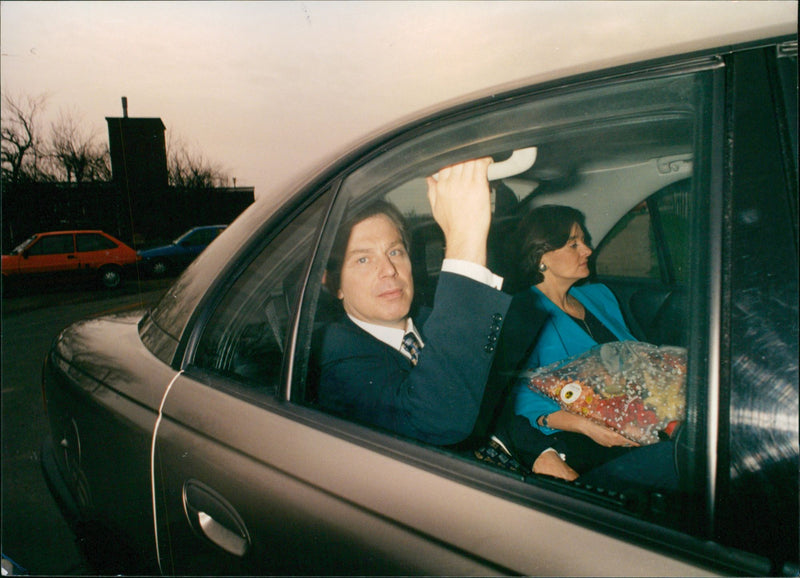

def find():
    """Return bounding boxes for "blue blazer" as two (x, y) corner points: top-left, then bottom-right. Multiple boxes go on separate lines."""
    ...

(317, 272), (512, 446)
(513, 284), (636, 434)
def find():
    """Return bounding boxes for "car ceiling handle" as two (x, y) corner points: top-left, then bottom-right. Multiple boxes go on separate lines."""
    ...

(487, 147), (537, 180)
(183, 480), (251, 557)
(432, 146), (538, 182)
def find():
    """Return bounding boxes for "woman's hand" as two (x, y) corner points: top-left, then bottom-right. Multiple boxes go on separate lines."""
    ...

(545, 410), (639, 448)
(532, 450), (579, 481)
(578, 419), (639, 447)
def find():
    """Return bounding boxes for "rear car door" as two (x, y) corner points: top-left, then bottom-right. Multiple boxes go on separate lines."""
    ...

(149, 39), (797, 576)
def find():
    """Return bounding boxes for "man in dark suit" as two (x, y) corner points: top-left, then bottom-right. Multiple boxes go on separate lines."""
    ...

(317, 158), (512, 445)
(316, 158), (578, 480)
(317, 158), (570, 477)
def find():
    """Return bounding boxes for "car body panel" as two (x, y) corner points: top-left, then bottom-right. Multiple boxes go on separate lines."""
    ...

(43, 311), (179, 570)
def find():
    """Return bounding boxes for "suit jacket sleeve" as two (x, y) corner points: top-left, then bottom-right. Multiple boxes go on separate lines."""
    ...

(317, 272), (512, 445)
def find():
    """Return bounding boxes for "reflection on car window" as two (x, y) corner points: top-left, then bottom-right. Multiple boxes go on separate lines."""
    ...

(192, 193), (329, 389)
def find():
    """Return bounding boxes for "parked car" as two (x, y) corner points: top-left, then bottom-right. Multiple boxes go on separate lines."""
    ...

(2, 230), (139, 290)
(40, 10), (796, 577)
(138, 225), (227, 277)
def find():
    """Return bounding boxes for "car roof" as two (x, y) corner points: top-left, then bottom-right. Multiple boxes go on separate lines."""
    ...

(32, 230), (111, 236)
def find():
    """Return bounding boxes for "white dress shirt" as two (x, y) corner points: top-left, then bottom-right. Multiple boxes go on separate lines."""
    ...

(347, 258), (503, 360)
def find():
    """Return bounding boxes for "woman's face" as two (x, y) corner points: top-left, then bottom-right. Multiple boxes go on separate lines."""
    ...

(540, 222), (592, 285)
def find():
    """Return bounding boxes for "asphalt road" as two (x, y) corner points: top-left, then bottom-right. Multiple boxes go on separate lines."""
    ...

(1, 278), (172, 575)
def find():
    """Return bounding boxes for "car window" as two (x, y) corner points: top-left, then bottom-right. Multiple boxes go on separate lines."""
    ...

(290, 60), (718, 544)
(595, 179), (691, 283)
(11, 236), (36, 254)
(27, 234), (74, 255)
(190, 192), (330, 391)
(76, 233), (117, 252)
(182, 229), (214, 245)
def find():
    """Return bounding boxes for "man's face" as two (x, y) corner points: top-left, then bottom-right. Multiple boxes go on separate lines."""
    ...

(338, 214), (414, 330)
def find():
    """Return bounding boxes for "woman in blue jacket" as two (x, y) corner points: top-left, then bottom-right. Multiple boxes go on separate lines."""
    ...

(510, 205), (641, 478)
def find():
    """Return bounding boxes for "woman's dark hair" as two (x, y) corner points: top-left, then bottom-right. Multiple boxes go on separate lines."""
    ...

(516, 204), (588, 286)
(325, 200), (409, 294)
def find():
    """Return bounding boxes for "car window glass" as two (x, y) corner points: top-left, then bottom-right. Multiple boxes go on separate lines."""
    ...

(195, 229), (214, 244)
(76, 233), (117, 252)
(11, 236), (36, 254)
(191, 192), (330, 391)
(595, 201), (658, 280)
(182, 230), (206, 245)
(595, 180), (690, 283)
(293, 63), (716, 541)
(776, 45), (797, 171)
(27, 234), (74, 255)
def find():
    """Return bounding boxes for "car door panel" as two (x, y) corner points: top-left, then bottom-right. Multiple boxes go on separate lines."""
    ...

(19, 234), (79, 275)
(152, 371), (719, 576)
(152, 375), (507, 575)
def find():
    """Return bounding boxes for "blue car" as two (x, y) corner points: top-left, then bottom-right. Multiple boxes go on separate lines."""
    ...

(138, 225), (226, 277)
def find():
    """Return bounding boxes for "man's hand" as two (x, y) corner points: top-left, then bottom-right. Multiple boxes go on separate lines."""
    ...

(532, 450), (579, 481)
(426, 157), (493, 266)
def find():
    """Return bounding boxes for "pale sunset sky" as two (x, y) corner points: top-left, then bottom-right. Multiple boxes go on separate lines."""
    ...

(1, 1), (795, 200)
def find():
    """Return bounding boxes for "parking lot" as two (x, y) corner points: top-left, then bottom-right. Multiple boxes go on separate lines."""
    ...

(1, 278), (171, 574)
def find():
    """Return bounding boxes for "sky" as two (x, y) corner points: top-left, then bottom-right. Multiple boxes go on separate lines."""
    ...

(1, 1), (796, 201)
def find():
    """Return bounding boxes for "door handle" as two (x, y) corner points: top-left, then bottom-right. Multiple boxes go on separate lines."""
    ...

(183, 480), (251, 557)
(196, 511), (249, 557)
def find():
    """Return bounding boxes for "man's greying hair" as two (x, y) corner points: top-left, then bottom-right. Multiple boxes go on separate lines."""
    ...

(325, 200), (410, 294)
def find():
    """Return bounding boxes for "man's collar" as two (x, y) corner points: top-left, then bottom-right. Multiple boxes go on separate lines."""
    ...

(347, 315), (424, 353)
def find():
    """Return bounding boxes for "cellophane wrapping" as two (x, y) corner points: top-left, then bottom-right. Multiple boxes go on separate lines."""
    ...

(524, 341), (686, 445)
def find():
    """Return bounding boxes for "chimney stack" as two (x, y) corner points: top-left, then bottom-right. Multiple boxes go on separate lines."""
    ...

(122, 96), (128, 118)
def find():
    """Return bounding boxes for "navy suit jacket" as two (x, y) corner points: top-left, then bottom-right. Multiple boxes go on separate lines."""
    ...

(317, 272), (512, 445)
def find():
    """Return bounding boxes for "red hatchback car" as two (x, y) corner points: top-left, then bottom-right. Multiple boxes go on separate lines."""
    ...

(2, 230), (139, 289)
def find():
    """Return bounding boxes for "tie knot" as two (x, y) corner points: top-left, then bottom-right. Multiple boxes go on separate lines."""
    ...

(402, 332), (421, 366)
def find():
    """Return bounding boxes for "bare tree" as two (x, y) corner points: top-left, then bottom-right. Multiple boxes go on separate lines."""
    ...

(167, 132), (229, 188)
(1, 92), (49, 183)
(47, 107), (111, 183)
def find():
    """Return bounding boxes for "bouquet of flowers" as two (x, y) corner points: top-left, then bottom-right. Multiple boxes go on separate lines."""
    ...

(524, 341), (686, 445)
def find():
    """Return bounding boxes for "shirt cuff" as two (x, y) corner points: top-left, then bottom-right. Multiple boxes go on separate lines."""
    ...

(441, 259), (504, 290)
(540, 447), (567, 461)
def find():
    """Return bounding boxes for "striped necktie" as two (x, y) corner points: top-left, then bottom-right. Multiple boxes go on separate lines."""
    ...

(401, 332), (422, 366)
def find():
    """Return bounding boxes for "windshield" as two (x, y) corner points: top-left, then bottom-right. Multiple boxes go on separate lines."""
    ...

(10, 236), (37, 255)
